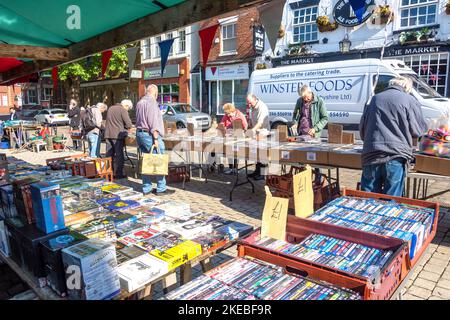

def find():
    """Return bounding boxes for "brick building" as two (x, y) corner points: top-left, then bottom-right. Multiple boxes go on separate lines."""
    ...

(0, 85), (21, 114)
(199, 6), (266, 116)
(139, 25), (201, 108)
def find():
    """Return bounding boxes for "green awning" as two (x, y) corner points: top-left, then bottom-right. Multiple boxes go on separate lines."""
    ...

(0, 0), (186, 48)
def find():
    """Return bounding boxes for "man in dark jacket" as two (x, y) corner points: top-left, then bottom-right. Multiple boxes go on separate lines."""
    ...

(359, 76), (427, 196)
(68, 99), (82, 150)
(105, 99), (133, 179)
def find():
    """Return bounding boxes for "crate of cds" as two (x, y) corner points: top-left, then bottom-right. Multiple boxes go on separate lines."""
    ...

(238, 216), (410, 300)
(310, 189), (439, 268)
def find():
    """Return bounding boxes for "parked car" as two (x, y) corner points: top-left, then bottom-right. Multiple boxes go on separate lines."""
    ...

(161, 103), (212, 131)
(34, 108), (70, 125)
(20, 109), (40, 121)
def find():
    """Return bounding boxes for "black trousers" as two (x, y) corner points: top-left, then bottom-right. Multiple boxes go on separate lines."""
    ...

(106, 138), (125, 178)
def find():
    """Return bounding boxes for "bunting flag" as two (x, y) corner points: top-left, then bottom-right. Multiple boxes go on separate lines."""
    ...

(199, 24), (219, 69)
(348, 0), (366, 23)
(101, 50), (113, 79)
(257, 0), (285, 53)
(51, 67), (58, 92)
(126, 46), (140, 76)
(158, 39), (175, 77)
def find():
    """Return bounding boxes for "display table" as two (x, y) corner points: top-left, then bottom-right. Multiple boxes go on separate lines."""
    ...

(4, 124), (42, 150)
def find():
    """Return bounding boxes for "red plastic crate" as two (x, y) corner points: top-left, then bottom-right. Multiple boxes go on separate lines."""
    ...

(166, 165), (190, 184)
(238, 216), (410, 300)
(341, 189), (439, 270)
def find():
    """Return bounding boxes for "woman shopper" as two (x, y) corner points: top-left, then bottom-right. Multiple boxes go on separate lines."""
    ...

(68, 99), (82, 150)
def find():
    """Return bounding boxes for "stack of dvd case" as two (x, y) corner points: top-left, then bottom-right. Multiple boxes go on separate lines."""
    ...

(164, 257), (361, 300)
(255, 235), (393, 278)
(309, 196), (435, 259)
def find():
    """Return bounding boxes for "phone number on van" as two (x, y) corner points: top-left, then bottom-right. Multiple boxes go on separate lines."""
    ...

(329, 112), (350, 118)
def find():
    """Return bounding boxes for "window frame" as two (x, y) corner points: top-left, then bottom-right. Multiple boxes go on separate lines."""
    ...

(292, 5), (319, 44)
(399, 0), (438, 30)
(178, 30), (186, 54)
(220, 22), (237, 55)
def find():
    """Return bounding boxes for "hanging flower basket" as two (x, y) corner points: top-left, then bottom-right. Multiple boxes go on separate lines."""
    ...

(371, 5), (393, 25)
(446, 3), (450, 15)
(316, 16), (338, 33)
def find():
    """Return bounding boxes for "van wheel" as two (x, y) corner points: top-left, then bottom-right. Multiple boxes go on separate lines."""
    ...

(176, 122), (186, 129)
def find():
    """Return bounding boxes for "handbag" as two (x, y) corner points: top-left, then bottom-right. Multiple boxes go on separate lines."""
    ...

(139, 145), (169, 175)
(419, 130), (450, 159)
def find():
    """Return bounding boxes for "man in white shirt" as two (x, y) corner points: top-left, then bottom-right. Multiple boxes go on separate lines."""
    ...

(247, 93), (270, 180)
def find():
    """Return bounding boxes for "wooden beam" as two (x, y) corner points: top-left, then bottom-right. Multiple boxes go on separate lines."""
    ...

(0, 0), (267, 84)
(0, 44), (69, 61)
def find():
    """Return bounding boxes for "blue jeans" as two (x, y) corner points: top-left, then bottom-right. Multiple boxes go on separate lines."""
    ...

(137, 132), (166, 194)
(87, 132), (100, 158)
(361, 159), (406, 197)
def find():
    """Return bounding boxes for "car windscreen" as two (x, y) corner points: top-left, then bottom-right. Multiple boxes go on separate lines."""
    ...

(171, 104), (198, 113)
(401, 73), (442, 99)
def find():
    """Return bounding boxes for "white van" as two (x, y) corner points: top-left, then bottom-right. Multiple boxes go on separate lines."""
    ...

(248, 59), (450, 130)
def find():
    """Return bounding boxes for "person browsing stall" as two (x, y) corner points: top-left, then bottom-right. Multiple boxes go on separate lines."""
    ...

(292, 85), (328, 138)
(84, 102), (107, 158)
(359, 76), (427, 196)
(105, 99), (134, 179)
(68, 99), (82, 150)
(246, 93), (270, 181)
(136, 84), (175, 195)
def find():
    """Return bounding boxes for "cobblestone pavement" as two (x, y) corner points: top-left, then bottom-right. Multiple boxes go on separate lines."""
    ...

(2, 139), (450, 300)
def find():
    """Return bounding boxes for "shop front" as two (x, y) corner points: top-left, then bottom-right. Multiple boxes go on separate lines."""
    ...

(206, 63), (250, 116)
(142, 59), (190, 105)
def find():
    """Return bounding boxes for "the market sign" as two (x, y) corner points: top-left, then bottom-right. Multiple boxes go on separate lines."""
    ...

(253, 25), (265, 55)
(333, 0), (375, 27)
(384, 44), (446, 57)
(205, 63), (250, 81)
(144, 64), (179, 80)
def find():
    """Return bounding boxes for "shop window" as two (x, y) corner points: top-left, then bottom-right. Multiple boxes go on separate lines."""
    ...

(166, 32), (174, 56)
(221, 23), (237, 54)
(178, 30), (186, 54)
(233, 79), (249, 114)
(1, 94), (7, 107)
(142, 38), (151, 60)
(26, 88), (37, 104)
(42, 87), (53, 101)
(210, 79), (249, 115)
(400, 0), (437, 29)
(293, 6), (318, 44)
(400, 53), (448, 96)
(157, 84), (179, 104)
(153, 36), (161, 58)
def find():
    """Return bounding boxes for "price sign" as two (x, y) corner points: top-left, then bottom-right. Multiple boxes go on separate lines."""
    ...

(293, 166), (314, 218)
(261, 186), (289, 240)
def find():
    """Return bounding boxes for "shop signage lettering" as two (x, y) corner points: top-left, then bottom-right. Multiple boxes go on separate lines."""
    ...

(272, 57), (316, 67)
(205, 63), (249, 81)
(333, 0), (374, 27)
(144, 64), (179, 80)
(253, 25), (265, 55)
(384, 46), (442, 57)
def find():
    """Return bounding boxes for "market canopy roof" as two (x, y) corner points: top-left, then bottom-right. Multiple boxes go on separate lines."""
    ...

(0, 0), (268, 84)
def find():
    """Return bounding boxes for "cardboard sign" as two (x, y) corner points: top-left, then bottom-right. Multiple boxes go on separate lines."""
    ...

(187, 123), (195, 136)
(293, 166), (314, 218)
(328, 123), (343, 144)
(277, 125), (289, 142)
(261, 186), (289, 240)
(342, 132), (355, 144)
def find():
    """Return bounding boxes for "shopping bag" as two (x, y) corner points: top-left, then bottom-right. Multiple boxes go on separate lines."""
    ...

(139, 145), (169, 176)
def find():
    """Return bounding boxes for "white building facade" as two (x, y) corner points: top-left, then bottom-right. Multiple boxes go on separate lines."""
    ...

(273, 0), (450, 97)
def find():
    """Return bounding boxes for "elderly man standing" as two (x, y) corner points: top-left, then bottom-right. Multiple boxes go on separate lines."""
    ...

(84, 102), (107, 158)
(136, 85), (174, 195)
(246, 93), (270, 181)
(360, 76), (427, 196)
(105, 99), (134, 179)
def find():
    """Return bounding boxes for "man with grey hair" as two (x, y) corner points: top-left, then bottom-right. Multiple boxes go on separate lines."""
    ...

(84, 102), (107, 158)
(246, 93), (270, 180)
(136, 84), (174, 195)
(104, 99), (134, 179)
(359, 76), (427, 196)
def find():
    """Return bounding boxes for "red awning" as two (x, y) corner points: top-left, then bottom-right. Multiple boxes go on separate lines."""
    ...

(0, 58), (24, 73)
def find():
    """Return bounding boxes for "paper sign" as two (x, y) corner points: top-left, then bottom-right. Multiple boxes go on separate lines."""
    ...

(307, 152), (317, 162)
(261, 186), (289, 240)
(293, 166), (314, 218)
(281, 151), (290, 160)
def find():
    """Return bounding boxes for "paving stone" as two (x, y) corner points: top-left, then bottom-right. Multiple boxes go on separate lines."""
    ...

(436, 278), (450, 290)
(427, 258), (449, 267)
(407, 286), (432, 299)
(402, 293), (422, 300)
(432, 287), (450, 299)
(423, 263), (446, 275)
(418, 271), (441, 282)
(413, 278), (436, 291)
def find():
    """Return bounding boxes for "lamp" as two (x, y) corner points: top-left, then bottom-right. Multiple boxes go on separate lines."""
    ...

(339, 34), (352, 53)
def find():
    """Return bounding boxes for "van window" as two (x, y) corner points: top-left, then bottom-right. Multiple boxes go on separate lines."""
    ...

(373, 75), (394, 94)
